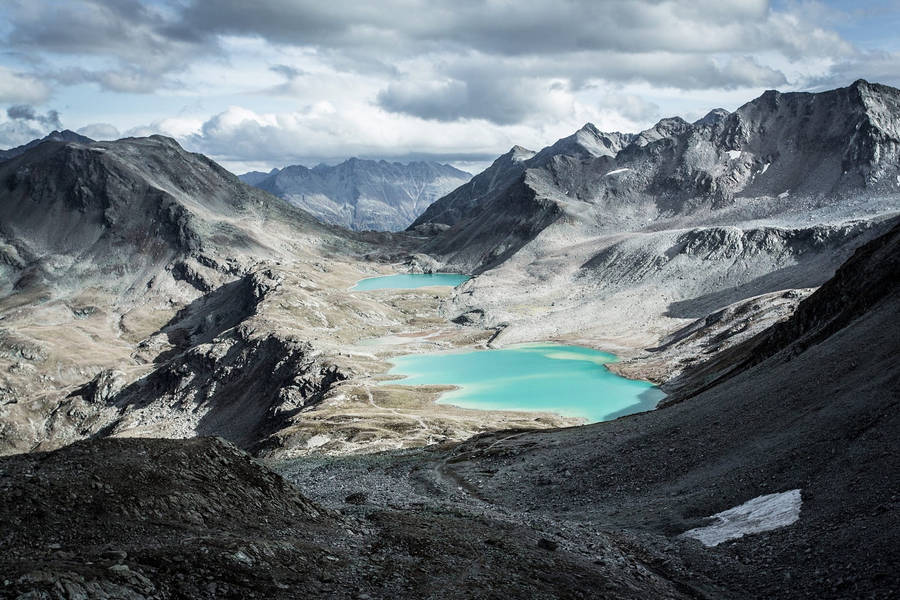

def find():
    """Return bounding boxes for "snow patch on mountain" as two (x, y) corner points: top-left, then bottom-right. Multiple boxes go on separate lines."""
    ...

(681, 490), (802, 547)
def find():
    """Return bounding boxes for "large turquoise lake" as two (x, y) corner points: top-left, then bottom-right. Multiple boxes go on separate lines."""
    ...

(352, 273), (471, 291)
(385, 343), (664, 423)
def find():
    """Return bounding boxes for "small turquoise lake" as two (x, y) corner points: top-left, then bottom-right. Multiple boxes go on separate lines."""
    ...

(352, 273), (471, 291)
(385, 343), (664, 423)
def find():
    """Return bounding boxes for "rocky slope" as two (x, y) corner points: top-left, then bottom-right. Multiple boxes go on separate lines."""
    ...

(0, 437), (692, 599)
(0, 135), (354, 454)
(242, 158), (471, 231)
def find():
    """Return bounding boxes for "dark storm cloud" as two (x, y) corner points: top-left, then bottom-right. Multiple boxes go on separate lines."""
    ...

(270, 64), (305, 80)
(7, 104), (61, 128)
(5, 0), (211, 92)
(804, 49), (900, 90)
(0, 104), (62, 148)
(169, 0), (839, 58)
(377, 78), (545, 125)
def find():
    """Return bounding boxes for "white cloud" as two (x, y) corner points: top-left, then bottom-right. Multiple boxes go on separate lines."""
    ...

(76, 122), (121, 140)
(125, 116), (203, 139)
(0, 66), (50, 104)
(173, 97), (636, 173)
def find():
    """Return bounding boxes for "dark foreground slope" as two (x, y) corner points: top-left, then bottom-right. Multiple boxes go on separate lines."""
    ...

(0, 437), (692, 600)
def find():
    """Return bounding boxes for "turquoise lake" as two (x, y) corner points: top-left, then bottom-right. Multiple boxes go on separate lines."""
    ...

(385, 343), (665, 423)
(352, 273), (471, 291)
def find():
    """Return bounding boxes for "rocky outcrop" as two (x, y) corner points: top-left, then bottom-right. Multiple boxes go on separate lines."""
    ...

(41, 269), (347, 452)
(410, 145), (534, 229)
(69, 369), (127, 404)
(243, 158), (471, 231)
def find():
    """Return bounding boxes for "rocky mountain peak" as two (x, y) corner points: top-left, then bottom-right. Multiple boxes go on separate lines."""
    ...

(633, 116), (692, 147)
(694, 108), (730, 127)
(413, 81), (900, 272)
(0, 135), (328, 297)
(0, 129), (94, 161)
(508, 145), (536, 162)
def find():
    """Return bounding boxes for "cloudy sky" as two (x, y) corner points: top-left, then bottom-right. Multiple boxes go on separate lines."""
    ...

(0, 0), (898, 174)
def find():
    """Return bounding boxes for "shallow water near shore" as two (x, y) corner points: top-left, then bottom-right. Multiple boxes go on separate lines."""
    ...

(385, 343), (665, 423)
(352, 273), (470, 291)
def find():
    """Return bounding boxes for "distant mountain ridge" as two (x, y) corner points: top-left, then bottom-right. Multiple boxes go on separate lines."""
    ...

(240, 158), (471, 231)
(0, 129), (94, 161)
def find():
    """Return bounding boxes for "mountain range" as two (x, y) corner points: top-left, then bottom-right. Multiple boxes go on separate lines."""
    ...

(411, 79), (900, 355)
(240, 158), (471, 231)
(414, 79), (900, 271)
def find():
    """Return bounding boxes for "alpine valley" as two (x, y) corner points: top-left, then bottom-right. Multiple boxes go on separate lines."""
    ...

(1, 80), (898, 599)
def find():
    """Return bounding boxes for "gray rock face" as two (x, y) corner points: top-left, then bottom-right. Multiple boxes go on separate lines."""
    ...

(409, 123), (635, 230)
(408, 145), (535, 229)
(0, 134), (333, 297)
(666, 216), (900, 398)
(241, 158), (471, 231)
(414, 80), (900, 273)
